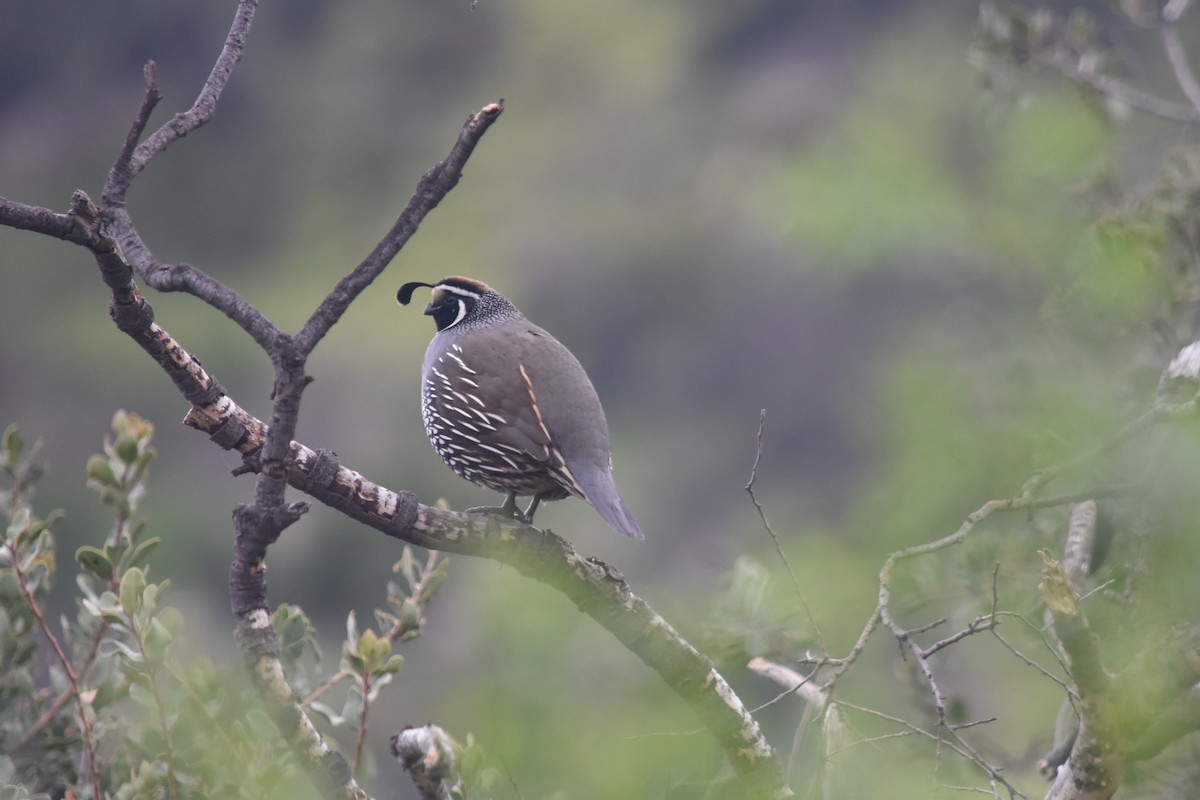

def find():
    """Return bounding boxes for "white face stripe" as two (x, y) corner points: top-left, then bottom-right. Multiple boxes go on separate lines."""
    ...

(435, 283), (484, 300)
(431, 283), (483, 331)
(447, 298), (468, 329)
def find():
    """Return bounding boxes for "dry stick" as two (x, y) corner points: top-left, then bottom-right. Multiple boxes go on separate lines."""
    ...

(825, 477), (1147, 690)
(745, 409), (827, 654)
(1037, 48), (1200, 123)
(990, 619), (1077, 698)
(1162, 24), (1200, 112)
(815, 447), (1161, 794)
(830, 701), (998, 776)
(1159, 0), (1200, 111)
(918, 565), (1001, 659)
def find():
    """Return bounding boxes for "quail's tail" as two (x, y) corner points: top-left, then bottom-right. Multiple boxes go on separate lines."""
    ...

(573, 462), (643, 537)
(580, 470), (643, 539)
(597, 495), (644, 540)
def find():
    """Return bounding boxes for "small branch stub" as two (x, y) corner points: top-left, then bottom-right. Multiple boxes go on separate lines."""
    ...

(391, 726), (461, 800)
(1039, 550), (1081, 618)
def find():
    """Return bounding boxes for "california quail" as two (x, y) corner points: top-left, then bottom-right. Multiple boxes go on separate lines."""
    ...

(397, 276), (643, 539)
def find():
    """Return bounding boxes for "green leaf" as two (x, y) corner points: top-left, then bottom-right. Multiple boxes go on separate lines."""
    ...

(115, 433), (140, 465)
(5, 506), (31, 541)
(157, 606), (184, 636)
(119, 567), (146, 615)
(76, 545), (114, 581)
(128, 678), (157, 708)
(99, 486), (131, 517)
(460, 741), (483, 785)
(398, 597), (422, 631)
(140, 580), (168, 616)
(144, 617), (174, 663)
(308, 700), (342, 727)
(125, 518), (148, 546)
(422, 562), (448, 599)
(397, 546), (418, 588)
(358, 628), (383, 672)
(245, 708), (277, 740)
(85, 455), (119, 489)
(136, 446), (156, 472)
(3, 424), (22, 463)
(340, 685), (363, 727)
(98, 637), (143, 664)
(479, 767), (504, 791)
(373, 609), (399, 633)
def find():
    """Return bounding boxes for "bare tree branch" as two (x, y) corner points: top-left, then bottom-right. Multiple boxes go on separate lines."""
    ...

(1036, 48), (1200, 123)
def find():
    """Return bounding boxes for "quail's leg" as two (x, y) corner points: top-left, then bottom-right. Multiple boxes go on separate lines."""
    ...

(523, 495), (542, 523)
(466, 492), (532, 524)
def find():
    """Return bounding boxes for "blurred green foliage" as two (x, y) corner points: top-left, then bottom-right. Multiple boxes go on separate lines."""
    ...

(2, 416), (319, 798)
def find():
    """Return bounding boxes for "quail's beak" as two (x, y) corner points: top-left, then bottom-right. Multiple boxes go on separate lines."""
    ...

(423, 303), (436, 316)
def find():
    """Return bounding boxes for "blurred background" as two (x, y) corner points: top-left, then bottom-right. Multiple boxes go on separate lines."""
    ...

(3, 0), (1198, 797)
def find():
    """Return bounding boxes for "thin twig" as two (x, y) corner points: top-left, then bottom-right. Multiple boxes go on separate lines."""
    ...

(747, 657), (825, 711)
(950, 717), (999, 732)
(833, 701), (1025, 799)
(1039, 49), (1200, 122)
(353, 674), (372, 780)
(991, 622), (1077, 699)
(17, 621), (108, 748)
(101, 61), (162, 210)
(920, 615), (996, 659)
(6, 541), (104, 799)
(745, 409), (827, 654)
(303, 670), (353, 706)
(941, 783), (1006, 797)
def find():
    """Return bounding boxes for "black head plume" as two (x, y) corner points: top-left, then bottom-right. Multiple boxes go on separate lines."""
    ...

(397, 281), (435, 306)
